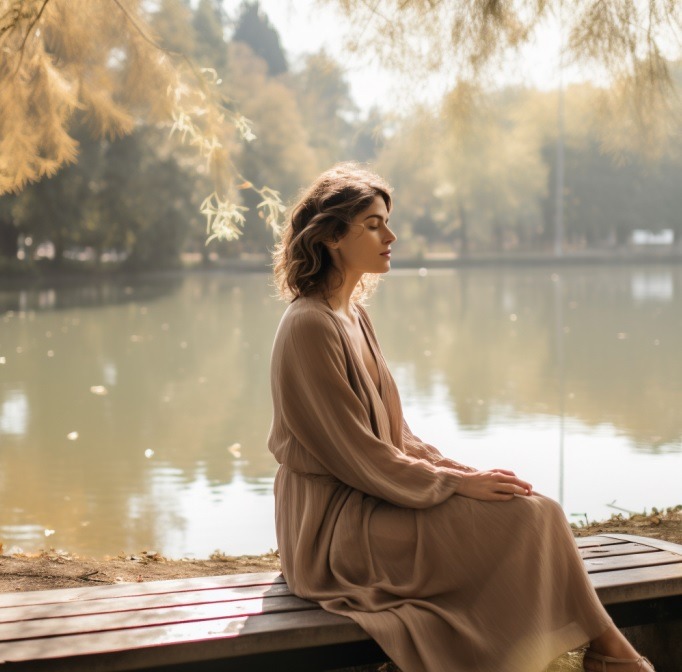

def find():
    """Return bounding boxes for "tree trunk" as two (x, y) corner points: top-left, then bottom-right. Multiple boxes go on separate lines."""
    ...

(493, 217), (504, 253)
(53, 232), (65, 266)
(458, 201), (469, 257)
(0, 219), (19, 259)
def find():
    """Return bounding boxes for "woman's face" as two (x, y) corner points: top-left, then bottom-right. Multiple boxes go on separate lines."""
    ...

(330, 195), (396, 276)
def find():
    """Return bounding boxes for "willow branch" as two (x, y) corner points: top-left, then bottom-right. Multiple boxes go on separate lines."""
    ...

(13, 0), (51, 75)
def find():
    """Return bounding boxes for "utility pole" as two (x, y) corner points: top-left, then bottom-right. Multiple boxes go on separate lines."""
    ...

(554, 2), (565, 257)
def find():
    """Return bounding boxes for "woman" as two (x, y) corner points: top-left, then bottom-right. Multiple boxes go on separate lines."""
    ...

(267, 163), (654, 672)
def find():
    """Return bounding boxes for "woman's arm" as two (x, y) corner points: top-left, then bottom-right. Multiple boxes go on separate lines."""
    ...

(400, 420), (533, 500)
(273, 310), (463, 509)
(401, 419), (478, 473)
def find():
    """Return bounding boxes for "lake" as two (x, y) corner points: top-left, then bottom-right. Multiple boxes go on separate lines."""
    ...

(1, 266), (681, 558)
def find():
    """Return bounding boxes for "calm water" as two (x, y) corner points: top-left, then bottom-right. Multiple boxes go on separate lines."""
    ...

(1, 267), (681, 558)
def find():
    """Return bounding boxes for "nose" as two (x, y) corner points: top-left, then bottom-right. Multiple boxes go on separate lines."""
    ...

(384, 225), (397, 244)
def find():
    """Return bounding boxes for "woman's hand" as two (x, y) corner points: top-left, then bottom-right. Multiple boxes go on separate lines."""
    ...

(457, 469), (533, 501)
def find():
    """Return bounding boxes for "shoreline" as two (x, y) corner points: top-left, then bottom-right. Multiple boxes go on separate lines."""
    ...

(1, 507), (680, 594)
(2, 250), (682, 287)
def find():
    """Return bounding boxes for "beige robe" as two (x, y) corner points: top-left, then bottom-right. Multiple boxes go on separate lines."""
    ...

(268, 296), (613, 672)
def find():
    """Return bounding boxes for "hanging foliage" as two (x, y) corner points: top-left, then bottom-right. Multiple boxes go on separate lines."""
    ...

(0, 0), (284, 241)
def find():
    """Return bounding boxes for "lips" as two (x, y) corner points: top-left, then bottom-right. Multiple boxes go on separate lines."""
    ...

(381, 250), (391, 257)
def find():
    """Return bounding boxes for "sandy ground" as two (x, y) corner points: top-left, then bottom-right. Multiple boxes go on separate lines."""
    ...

(1, 506), (680, 593)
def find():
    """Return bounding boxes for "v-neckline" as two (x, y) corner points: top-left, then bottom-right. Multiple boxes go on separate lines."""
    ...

(356, 309), (383, 397)
(316, 297), (383, 399)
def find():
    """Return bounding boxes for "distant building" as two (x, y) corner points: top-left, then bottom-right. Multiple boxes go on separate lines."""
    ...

(631, 229), (674, 246)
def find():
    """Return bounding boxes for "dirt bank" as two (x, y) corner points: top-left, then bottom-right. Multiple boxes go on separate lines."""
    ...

(1, 506), (680, 594)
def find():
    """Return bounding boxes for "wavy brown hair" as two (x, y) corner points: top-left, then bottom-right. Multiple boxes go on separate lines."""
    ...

(273, 162), (393, 302)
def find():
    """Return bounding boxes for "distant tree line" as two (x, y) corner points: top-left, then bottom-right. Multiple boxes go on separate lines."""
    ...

(0, 0), (382, 269)
(378, 70), (682, 257)
(1, 1), (681, 269)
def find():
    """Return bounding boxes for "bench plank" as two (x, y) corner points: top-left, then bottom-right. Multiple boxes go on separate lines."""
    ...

(0, 608), (368, 671)
(601, 533), (682, 555)
(590, 562), (682, 604)
(574, 536), (628, 549)
(0, 572), (284, 608)
(0, 582), (292, 623)
(580, 542), (657, 560)
(583, 550), (682, 574)
(0, 594), (318, 643)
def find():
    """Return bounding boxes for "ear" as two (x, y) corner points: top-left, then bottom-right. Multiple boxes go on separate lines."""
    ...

(324, 239), (340, 251)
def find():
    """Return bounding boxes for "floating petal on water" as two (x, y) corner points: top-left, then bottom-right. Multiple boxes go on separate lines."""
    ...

(67, 431), (79, 440)
(44, 529), (55, 537)
(144, 449), (155, 459)
(228, 443), (242, 458)
(90, 385), (108, 396)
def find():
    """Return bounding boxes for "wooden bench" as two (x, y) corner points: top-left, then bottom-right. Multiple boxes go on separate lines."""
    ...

(1, 534), (681, 671)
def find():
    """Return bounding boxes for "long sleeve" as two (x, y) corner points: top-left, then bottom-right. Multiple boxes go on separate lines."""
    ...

(401, 419), (477, 473)
(272, 308), (462, 509)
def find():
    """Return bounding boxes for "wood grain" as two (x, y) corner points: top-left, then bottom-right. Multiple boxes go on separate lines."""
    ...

(0, 595), (318, 643)
(580, 542), (657, 560)
(574, 536), (628, 549)
(2, 534), (682, 670)
(584, 550), (682, 574)
(0, 572), (284, 609)
(0, 582), (291, 623)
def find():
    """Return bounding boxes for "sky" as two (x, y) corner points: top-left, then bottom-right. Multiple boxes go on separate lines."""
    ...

(220, 0), (589, 114)
(221, 0), (411, 112)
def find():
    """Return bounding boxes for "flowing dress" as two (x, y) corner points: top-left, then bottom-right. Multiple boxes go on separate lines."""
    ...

(267, 296), (613, 672)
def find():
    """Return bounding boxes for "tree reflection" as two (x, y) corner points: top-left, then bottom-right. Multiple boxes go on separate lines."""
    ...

(373, 267), (682, 453)
(1, 268), (680, 556)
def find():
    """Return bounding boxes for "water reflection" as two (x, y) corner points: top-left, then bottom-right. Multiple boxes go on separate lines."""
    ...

(0, 389), (28, 436)
(631, 270), (674, 303)
(0, 268), (681, 557)
(0, 276), (182, 314)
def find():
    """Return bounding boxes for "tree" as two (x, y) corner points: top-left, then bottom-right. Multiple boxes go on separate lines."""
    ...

(0, 196), (19, 260)
(291, 50), (357, 169)
(10, 128), (104, 264)
(231, 1), (287, 77)
(4, 0), (680, 247)
(0, 0), (283, 241)
(96, 128), (196, 268)
(377, 83), (548, 256)
(224, 42), (317, 251)
(323, 0), (682, 155)
(192, 0), (229, 74)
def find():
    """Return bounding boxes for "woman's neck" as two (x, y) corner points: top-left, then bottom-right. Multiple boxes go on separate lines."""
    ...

(325, 271), (362, 320)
